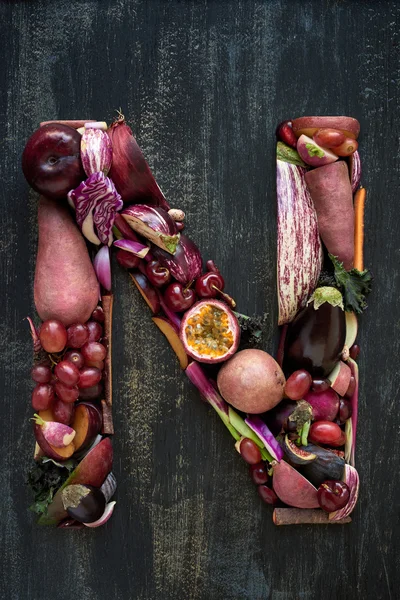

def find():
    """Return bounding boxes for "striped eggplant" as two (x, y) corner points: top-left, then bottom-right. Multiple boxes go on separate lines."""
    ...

(81, 128), (113, 177)
(152, 233), (202, 284)
(348, 150), (362, 193)
(277, 158), (323, 325)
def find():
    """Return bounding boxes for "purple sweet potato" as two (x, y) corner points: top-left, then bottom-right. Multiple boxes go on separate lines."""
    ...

(305, 161), (354, 270)
(34, 197), (99, 326)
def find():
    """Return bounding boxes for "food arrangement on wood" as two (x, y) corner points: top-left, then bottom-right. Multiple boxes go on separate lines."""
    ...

(23, 112), (370, 527)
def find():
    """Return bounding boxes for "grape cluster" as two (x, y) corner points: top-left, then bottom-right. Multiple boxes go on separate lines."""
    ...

(31, 307), (106, 425)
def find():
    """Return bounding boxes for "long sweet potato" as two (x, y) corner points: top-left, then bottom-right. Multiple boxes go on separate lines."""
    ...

(34, 196), (99, 326)
(305, 161), (354, 270)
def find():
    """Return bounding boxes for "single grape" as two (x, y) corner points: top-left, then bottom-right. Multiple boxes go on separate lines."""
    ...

(239, 438), (262, 465)
(257, 485), (279, 506)
(249, 462), (268, 485)
(332, 138), (358, 157)
(39, 320), (67, 353)
(53, 398), (75, 425)
(309, 421), (345, 446)
(349, 344), (360, 360)
(284, 370), (312, 400)
(311, 378), (330, 392)
(86, 321), (103, 342)
(85, 359), (104, 370)
(317, 480), (350, 512)
(81, 342), (107, 362)
(64, 350), (85, 370)
(54, 360), (80, 386)
(78, 382), (103, 400)
(91, 306), (105, 323)
(313, 128), (345, 148)
(32, 383), (54, 411)
(338, 398), (352, 423)
(67, 323), (89, 348)
(116, 249), (141, 269)
(344, 376), (356, 398)
(54, 381), (79, 403)
(78, 367), (102, 389)
(31, 364), (52, 384)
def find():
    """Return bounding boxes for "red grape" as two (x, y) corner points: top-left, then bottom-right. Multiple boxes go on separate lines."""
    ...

(54, 360), (80, 386)
(78, 367), (102, 388)
(85, 359), (104, 370)
(309, 421), (344, 446)
(239, 438), (262, 465)
(53, 398), (75, 425)
(257, 485), (279, 506)
(64, 350), (85, 370)
(78, 383), (103, 400)
(91, 306), (105, 323)
(39, 320), (67, 353)
(311, 378), (330, 392)
(332, 138), (358, 157)
(313, 128), (345, 148)
(284, 370), (312, 400)
(67, 323), (89, 348)
(338, 398), (352, 423)
(81, 342), (107, 362)
(344, 376), (356, 398)
(116, 249), (141, 269)
(249, 462), (268, 485)
(86, 321), (103, 342)
(317, 480), (350, 512)
(54, 381), (79, 403)
(32, 383), (54, 410)
(31, 364), (52, 384)
(349, 344), (360, 360)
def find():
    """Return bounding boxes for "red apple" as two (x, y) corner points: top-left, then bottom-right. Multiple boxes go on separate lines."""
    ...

(22, 124), (85, 200)
(292, 116), (360, 140)
(129, 272), (160, 314)
(327, 361), (352, 396)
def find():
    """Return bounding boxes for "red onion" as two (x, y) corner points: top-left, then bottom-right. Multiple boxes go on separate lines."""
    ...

(245, 415), (284, 461)
(93, 246), (111, 291)
(81, 128), (113, 176)
(329, 465), (359, 521)
(113, 239), (149, 258)
(151, 234), (202, 285)
(83, 501), (116, 528)
(107, 115), (169, 210)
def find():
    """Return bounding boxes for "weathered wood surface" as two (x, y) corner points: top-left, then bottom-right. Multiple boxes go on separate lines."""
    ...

(0, 1), (399, 599)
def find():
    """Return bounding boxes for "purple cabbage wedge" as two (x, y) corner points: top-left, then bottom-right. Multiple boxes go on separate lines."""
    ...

(152, 234), (202, 285)
(277, 157), (323, 325)
(245, 415), (284, 461)
(68, 172), (123, 246)
(122, 205), (179, 254)
(81, 128), (113, 177)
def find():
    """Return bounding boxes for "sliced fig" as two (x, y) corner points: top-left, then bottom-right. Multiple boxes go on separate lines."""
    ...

(180, 300), (240, 364)
(272, 459), (319, 508)
(284, 435), (317, 465)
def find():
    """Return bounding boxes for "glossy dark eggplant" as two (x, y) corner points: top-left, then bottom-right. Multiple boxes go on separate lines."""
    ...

(61, 484), (106, 523)
(301, 444), (345, 488)
(283, 290), (346, 378)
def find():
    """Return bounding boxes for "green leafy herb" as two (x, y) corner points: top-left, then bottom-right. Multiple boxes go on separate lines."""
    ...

(27, 459), (75, 516)
(305, 142), (324, 158)
(276, 142), (307, 167)
(329, 254), (373, 314)
(234, 312), (267, 349)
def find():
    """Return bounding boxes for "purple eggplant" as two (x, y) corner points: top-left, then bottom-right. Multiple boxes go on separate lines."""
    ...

(284, 287), (346, 378)
(152, 233), (202, 285)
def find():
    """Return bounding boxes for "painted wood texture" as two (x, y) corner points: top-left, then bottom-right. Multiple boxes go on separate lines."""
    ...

(0, 1), (399, 599)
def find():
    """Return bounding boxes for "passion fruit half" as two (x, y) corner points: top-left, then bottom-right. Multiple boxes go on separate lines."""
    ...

(180, 299), (240, 364)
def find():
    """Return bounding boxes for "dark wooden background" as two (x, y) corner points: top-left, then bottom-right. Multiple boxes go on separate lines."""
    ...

(1, 1), (399, 599)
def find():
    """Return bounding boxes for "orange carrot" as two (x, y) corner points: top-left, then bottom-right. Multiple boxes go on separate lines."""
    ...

(354, 187), (366, 271)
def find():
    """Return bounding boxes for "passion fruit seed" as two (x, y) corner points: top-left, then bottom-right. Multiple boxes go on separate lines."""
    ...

(185, 305), (234, 358)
